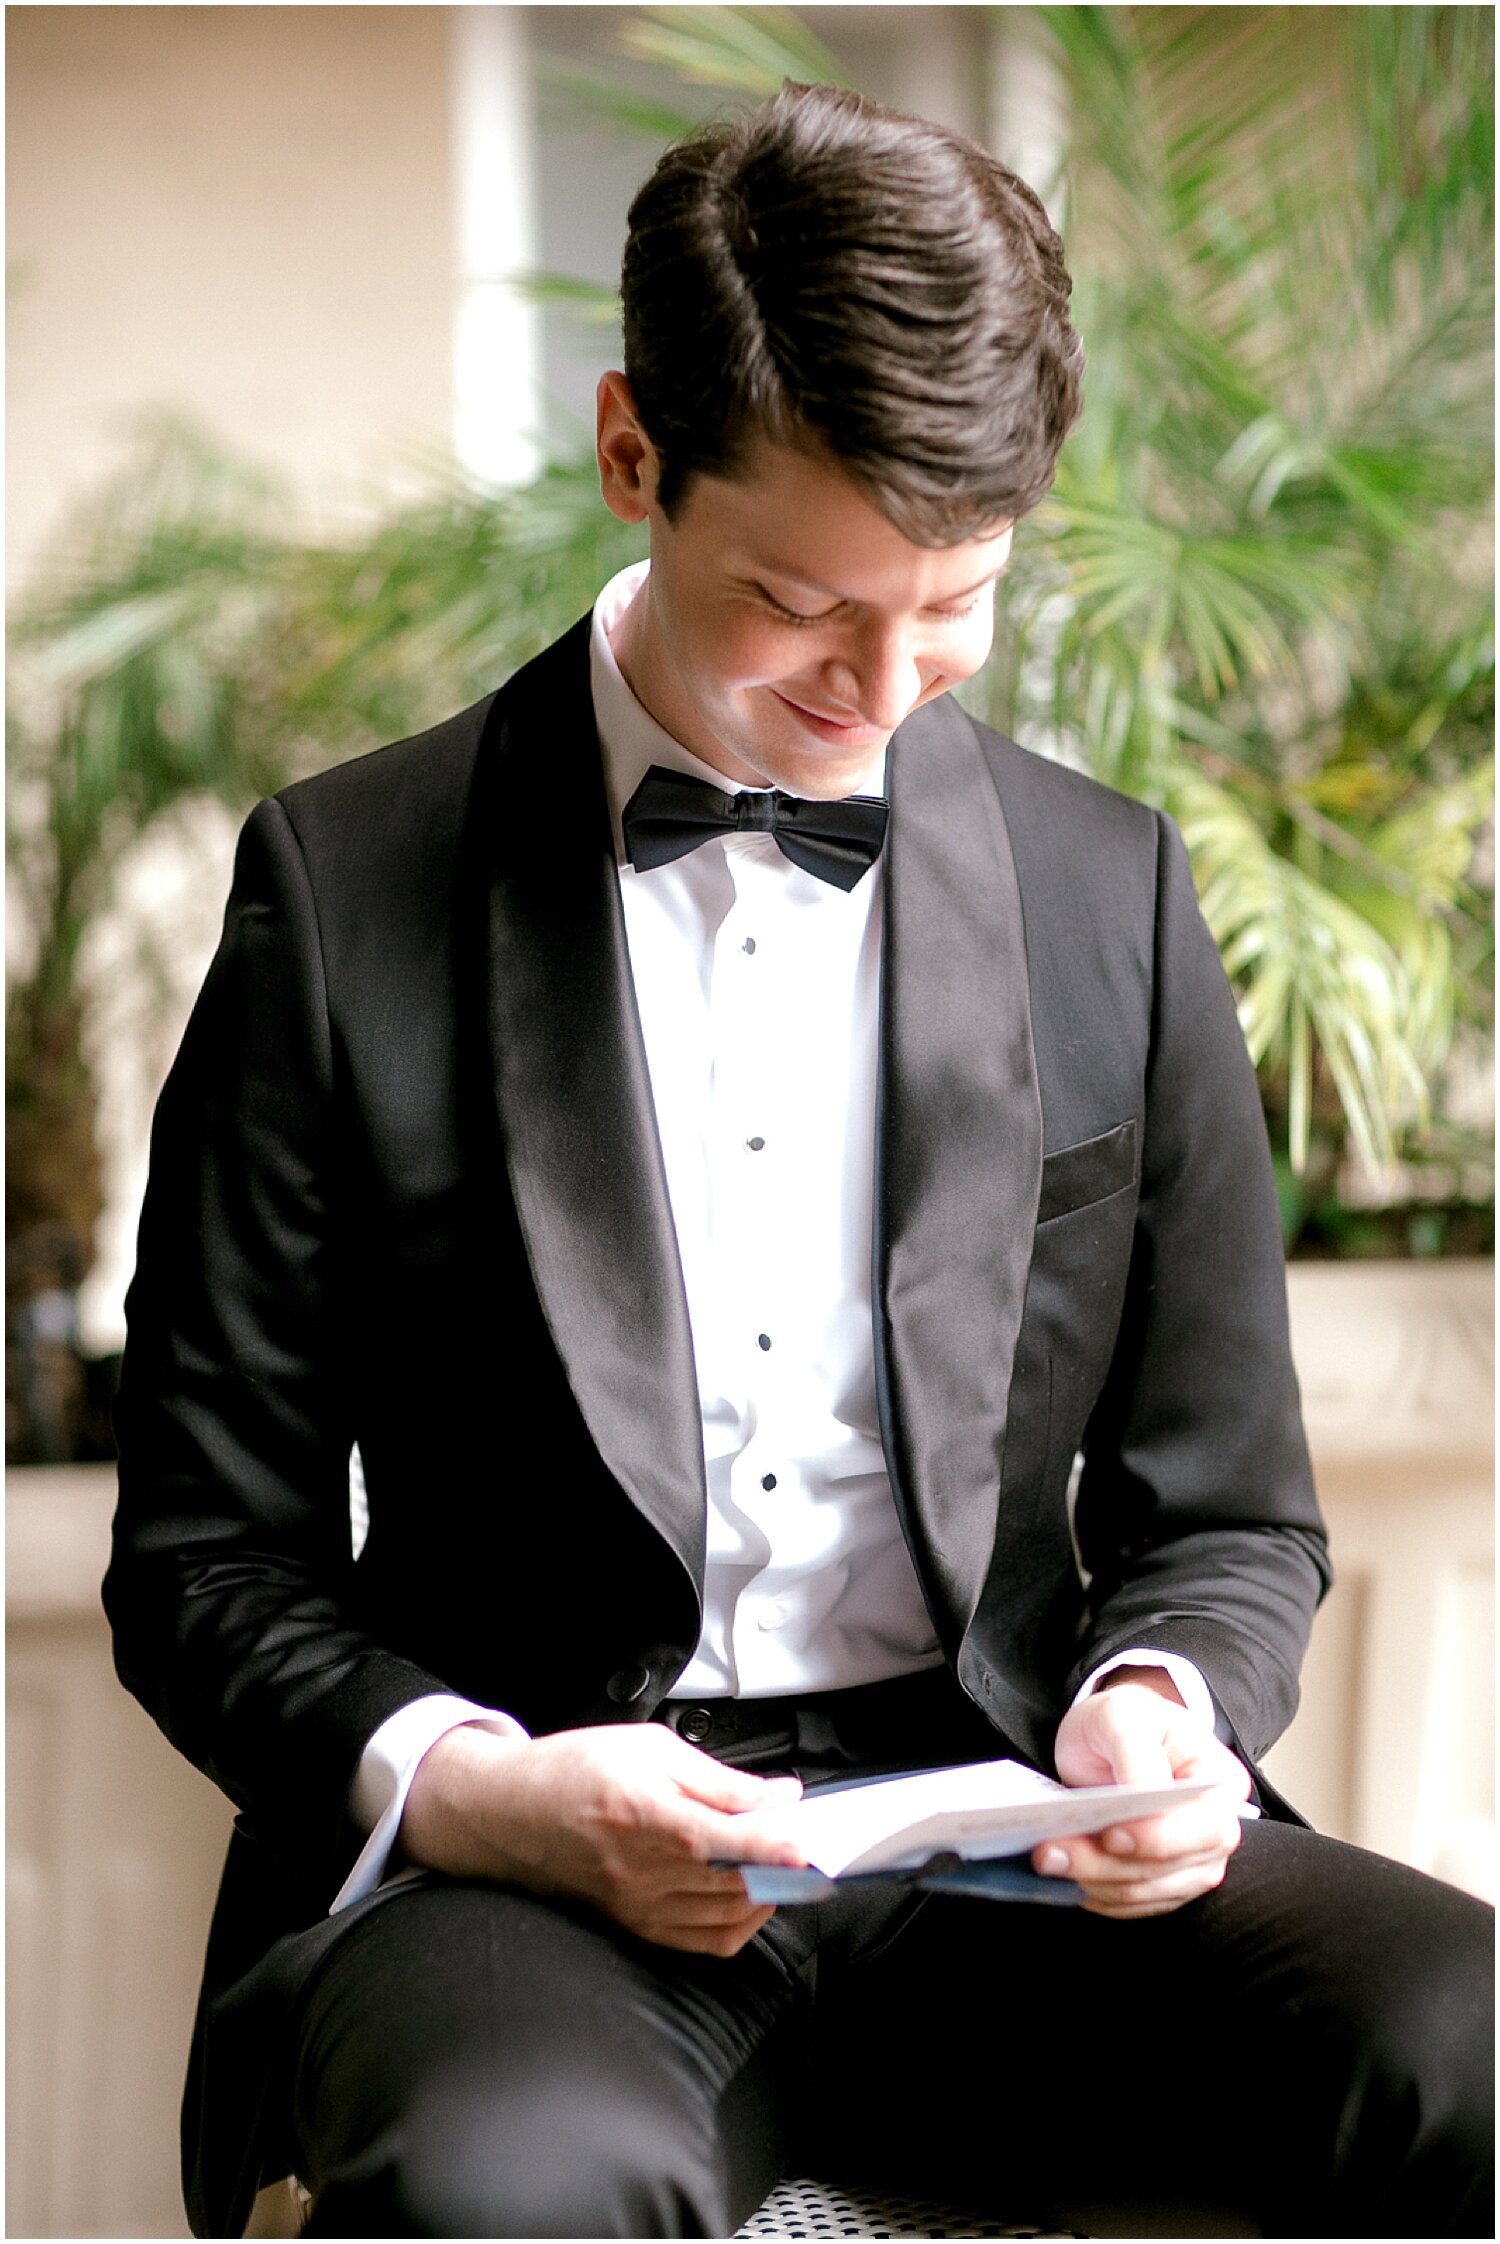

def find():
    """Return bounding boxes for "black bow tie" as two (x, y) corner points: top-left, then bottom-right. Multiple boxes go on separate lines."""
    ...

(621, 765), (889, 892)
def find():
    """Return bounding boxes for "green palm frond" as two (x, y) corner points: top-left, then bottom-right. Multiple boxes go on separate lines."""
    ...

(1048, 495), (1363, 698)
(620, 6), (849, 96)
(6, 427), (646, 1019)
(536, 58), (703, 147)
(511, 272), (622, 327)
(1352, 6), (1495, 305)
(275, 456), (646, 750)
(1169, 771), (1430, 1175)
(1321, 760), (1497, 1074)
(1366, 762), (1497, 908)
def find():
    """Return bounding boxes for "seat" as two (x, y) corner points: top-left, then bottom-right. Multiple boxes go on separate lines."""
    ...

(244, 2171), (1079, 2237)
(737, 2178), (1078, 2236)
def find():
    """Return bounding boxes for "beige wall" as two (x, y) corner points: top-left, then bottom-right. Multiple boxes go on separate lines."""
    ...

(7, 5), (457, 582)
(8, 4), (466, 1351)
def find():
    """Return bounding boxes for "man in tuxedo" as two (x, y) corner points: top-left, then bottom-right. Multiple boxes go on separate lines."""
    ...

(106, 83), (1491, 2240)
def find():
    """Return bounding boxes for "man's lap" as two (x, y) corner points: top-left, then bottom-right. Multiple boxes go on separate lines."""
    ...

(292, 1877), (808, 2236)
(815, 1820), (1493, 2236)
(288, 1823), (1493, 2239)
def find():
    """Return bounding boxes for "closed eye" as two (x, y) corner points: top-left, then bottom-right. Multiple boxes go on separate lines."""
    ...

(758, 587), (837, 626)
(760, 587), (990, 626)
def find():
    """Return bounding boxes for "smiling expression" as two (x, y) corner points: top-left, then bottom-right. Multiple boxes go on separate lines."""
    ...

(597, 373), (1015, 800)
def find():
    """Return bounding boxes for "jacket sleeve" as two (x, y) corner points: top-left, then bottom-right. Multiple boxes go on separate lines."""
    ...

(1064, 809), (1332, 1762)
(104, 796), (454, 1877)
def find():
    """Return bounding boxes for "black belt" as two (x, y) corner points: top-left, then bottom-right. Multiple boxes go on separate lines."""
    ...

(653, 1664), (1001, 1776)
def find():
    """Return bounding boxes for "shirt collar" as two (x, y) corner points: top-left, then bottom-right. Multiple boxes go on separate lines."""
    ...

(589, 559), (888, 867)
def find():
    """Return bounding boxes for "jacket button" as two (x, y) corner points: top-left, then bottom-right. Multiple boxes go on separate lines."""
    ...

(607, 1663), (652, 1705)
(678, 1706), (714, 1743)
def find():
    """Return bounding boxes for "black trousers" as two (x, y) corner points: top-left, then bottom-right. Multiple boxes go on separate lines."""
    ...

(290, 1681), (1493, 2240)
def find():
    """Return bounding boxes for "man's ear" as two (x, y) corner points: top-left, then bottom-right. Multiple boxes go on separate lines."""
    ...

(597, 372), (660, 525)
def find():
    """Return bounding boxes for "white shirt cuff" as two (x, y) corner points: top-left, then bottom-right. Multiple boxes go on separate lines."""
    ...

(1072, 1648), (1218, 1736)
(330, 1693), (529, 1916)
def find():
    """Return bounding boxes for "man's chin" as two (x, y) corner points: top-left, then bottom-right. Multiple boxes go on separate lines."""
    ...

(728, 708), (888, 799)
(761, 753), (889, 801)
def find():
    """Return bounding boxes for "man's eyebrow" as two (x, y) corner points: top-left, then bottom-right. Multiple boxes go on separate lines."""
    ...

(756, 564), (1006, 603)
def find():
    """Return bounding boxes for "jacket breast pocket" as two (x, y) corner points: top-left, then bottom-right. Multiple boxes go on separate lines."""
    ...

(1037, 1119), (1138, 1225)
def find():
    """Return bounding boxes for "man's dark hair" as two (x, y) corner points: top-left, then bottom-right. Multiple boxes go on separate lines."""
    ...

(620, 81), (1084, 544)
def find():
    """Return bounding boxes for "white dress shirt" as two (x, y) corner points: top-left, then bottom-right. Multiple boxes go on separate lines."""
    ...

(332, 562), (1212, 1913)
(593, 561), (943, 1697)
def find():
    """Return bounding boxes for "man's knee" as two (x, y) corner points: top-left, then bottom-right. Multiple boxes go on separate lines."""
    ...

(1274, 1867), (1495, 2236)
(1367, 1897), (1493, 2195)
(309, 2064), (728, 2239)
(1338, 1875), (1493, 2115)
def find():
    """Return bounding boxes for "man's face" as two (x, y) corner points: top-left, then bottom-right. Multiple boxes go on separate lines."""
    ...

(599, 379), (1014, 799)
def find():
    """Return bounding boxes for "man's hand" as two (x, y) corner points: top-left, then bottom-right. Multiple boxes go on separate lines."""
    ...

(398, 1722), (806, 1957)
(1036, 1670), (1250, 1919)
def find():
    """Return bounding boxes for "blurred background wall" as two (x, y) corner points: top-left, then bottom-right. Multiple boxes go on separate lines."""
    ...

(8, 6), (455, 579)
(7, 7), (1494, 2235)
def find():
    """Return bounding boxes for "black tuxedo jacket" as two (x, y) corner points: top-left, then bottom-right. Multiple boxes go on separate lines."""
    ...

(105, 618), (1328, 2234)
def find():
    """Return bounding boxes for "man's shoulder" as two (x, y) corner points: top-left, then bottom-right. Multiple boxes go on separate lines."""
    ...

(268, 616), (594, 878)
(275, 690), (499, 846)
(968, 713), (1159, 847)
(962, 711), (1163, 893)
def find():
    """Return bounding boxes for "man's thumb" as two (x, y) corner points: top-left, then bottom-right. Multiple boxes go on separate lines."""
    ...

(1092, 1692), (1175, 1786)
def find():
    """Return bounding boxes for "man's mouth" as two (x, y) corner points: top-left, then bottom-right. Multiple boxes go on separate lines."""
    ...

(771, 693), (889, 749)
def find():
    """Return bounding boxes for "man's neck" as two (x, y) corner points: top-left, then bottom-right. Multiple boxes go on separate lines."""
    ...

(606, 570), (758, 789)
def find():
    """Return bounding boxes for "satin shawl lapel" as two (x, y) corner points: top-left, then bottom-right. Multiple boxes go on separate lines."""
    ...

(877, 695), (1042, 1638)
(481, 621), (705, 1605)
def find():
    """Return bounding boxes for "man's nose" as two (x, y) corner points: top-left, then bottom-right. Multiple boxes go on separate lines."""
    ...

(822, 625), (924, 729)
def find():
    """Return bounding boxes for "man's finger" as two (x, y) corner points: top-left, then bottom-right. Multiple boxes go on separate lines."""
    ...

(642, 1904), (780, 1957)
(671, 1797), (807, 1868)
(634, 1862), (764, 1899)
(1079, 1858), (1233, 1917)
(663, 1739), (803, 1816)
(1063, 1834), (1239, 1887)
(1038, 1815), (1241, 1887)
(646, 1886), (774, 1927)
(1095, 1800), (1243, 1861)
(1076, 1844), (1237, 1902)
